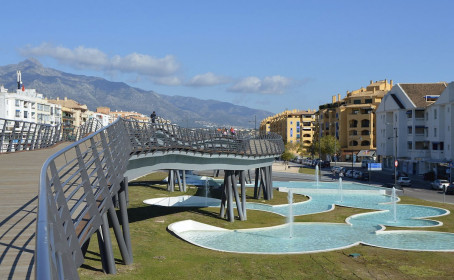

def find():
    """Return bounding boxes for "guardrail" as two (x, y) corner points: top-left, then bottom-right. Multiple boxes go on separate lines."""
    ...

(123, 119), (284, 156)
(0, 118), (104, 153)
(0, 118), (63, 153)
(36, 118), (284, 279)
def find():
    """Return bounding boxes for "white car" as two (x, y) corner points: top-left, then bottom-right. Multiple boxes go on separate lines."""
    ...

(397, 176), (411, 186)
(431, 179), (450, 190)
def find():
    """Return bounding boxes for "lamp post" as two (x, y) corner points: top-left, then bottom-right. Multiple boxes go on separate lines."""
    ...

(249, 115), (257, 137)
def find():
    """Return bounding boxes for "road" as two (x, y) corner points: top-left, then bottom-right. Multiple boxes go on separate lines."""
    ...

(198, 161), (454, 204)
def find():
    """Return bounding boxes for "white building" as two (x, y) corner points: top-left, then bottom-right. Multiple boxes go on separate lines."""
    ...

(0, 71), (62, 125)
(89, 111), (112, 127)
(376, 82), (447, 175)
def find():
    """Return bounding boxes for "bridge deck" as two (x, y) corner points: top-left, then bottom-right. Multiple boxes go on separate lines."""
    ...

(0, 143), (70, 280)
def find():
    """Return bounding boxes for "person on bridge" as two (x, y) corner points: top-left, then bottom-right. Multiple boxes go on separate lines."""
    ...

(150, 111), (156, 123)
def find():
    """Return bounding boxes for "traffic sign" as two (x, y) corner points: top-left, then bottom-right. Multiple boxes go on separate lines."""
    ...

(368, 163), (382, 171)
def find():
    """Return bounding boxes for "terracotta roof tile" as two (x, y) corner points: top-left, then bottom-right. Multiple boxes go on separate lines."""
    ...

(399, 83), (447, 108)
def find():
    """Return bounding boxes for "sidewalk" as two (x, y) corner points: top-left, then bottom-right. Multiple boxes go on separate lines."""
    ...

(272, 162), (300, 173)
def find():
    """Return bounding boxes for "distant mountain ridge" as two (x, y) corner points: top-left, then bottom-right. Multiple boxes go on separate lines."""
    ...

(0, 59), (272, 128)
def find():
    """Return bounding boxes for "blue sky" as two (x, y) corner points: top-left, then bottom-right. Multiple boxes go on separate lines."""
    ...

(1, 0), (453, 114)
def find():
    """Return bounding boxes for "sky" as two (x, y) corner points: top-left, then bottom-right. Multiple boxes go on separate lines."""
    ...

(1, 0), (453, 115)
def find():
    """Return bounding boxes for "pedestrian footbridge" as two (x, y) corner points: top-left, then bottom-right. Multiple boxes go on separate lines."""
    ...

(0, 118), (284, 279)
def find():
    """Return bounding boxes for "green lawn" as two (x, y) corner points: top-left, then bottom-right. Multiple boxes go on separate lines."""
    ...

(79, 172), (454, 279)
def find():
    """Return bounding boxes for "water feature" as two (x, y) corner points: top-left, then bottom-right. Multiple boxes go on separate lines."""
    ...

(315, 165), (320, 187)
(204, 177), (210, 206)
(167, 181), (454, 253)
(392, 187), (397, 222)
(287, 189), (294, 238)
(338, 177), (343, 203)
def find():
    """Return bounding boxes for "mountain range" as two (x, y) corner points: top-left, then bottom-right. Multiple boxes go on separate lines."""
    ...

(0, 59), (272, 128)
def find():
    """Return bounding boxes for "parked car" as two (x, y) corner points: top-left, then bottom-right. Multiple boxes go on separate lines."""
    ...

(321, 160), (331, 168)
(353, 170), (361, 179)
(360, 171), (369, 181)
(382, 183), (403, 190)
(397, 176), (411, 186)
(345, 169), (354, 178)
(392, 171), (407, 179)
(446, 184), (454, 194)
(431, 179), (450, 190)
(361, 160), (374, 169)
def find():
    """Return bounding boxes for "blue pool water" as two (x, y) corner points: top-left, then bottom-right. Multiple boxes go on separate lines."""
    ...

(168, 181), (454, 253)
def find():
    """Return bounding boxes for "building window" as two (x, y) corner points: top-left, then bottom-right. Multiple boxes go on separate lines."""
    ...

(15, 110), (20, 117)
(406, 110), (412, 118)
(408, 126), (412, 134)
(24, 111), (28, 118)
(434, 127), (437, 137)
(415, 110), (424, 119)
(365, 99), (372, 104)
(15, 99), (20, 107)
(415, 127), (425, 135)
(407, 141), (412, 150)
(353, 99), (361, 104)
(290, 121), (293, 125)
(434, 109), (437, 120)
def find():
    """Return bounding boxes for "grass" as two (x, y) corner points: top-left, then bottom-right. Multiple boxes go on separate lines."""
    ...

(79, 172), (454, 279)
(298, 167), (317, 175)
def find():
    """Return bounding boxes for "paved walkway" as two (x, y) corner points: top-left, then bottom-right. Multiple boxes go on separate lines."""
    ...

(0, 143), (70, 280)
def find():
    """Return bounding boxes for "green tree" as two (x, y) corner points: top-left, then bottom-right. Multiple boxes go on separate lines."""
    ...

(320, 135), (340, 158)
(308, 136), (340, 159)
(281, 150), (295, 162)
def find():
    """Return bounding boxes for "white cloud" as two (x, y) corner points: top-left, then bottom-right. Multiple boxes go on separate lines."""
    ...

(186, 72), (230, 87)
(20, 43), (179, 77)
(228, 75), (292, 94)
(151, 76), (182, 86)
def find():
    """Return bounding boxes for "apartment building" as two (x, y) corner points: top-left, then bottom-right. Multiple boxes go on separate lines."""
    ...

(318, 80), (392, 161)
(376, 82), (448, 175)
(0, 72), (61, 125)
(96, 107), (149, 123)
(48, 97), (89, 135)
(260, 109), (316, 153)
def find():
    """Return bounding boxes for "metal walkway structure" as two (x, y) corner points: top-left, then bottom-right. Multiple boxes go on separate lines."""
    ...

(0, 118), (284, 279)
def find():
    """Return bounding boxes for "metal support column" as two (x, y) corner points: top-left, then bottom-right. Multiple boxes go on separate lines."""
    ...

(182, 170), (187, 192)
(240, 170), (247, 220)
(100, 213), (116, 274)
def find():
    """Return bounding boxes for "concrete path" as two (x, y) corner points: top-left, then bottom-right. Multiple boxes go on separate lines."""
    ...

(0, 143), (70, 280)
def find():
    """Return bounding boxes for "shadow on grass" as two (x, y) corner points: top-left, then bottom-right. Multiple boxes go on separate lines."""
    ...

(79, 249), (124, 273)
(126, 205), (220, 224)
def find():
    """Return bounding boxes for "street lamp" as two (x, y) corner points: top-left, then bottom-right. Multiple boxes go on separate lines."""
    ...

(249, 115), (257, 137)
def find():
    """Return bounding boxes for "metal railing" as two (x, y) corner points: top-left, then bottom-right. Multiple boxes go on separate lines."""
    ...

(36, 118), (284, 279)
(123, 119), (285, 157)
(0, 118), (63, 153)
(0, 118), (104, 153)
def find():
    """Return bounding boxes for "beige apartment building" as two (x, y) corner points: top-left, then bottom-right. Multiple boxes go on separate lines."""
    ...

(47, 97), (89, 135)
(318, 79), (393, 161)
(97, 107), (150, 122)
(260, 109), (316, 154)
